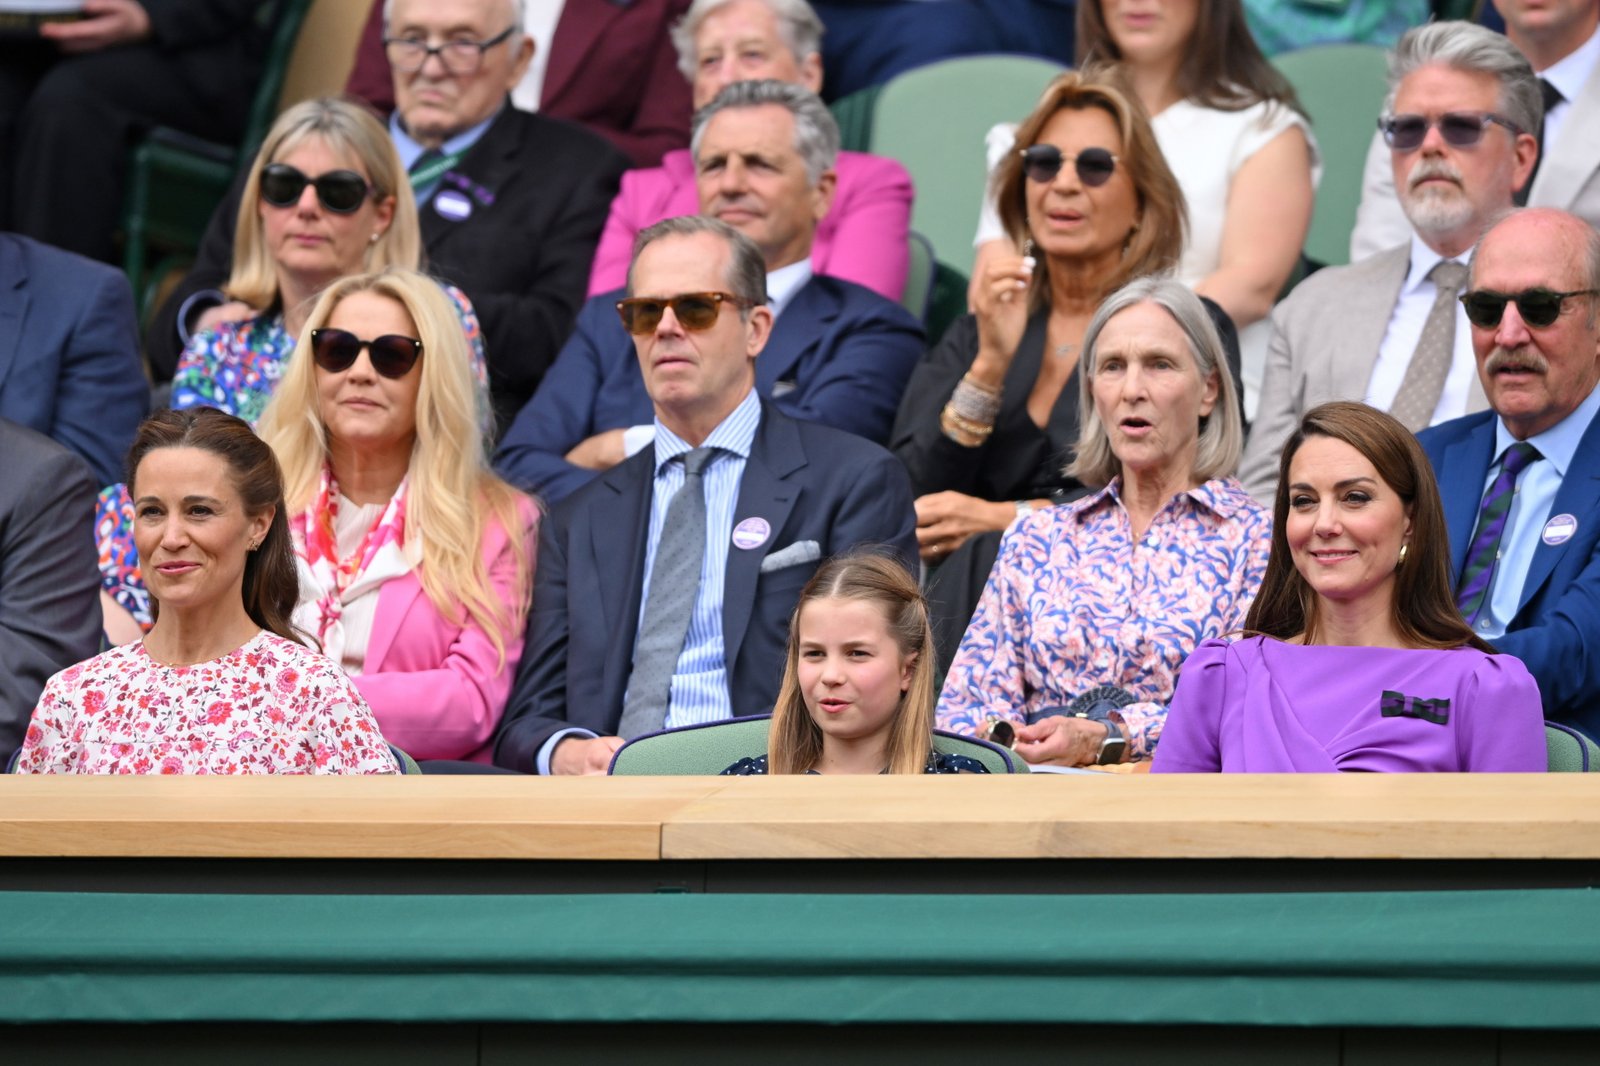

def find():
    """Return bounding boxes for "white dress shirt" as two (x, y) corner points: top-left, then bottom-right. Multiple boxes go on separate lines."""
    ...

(1363, 234), (1480, 426)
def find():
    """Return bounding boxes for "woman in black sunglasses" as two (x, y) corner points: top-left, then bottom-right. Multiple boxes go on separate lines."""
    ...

(94, 98), (485, 644)
(257, 268), (537, 766)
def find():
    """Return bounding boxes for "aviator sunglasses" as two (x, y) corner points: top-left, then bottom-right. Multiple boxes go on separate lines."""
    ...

(615, 291), (757, 335)
(1378, 111), (1521, 151)
(309, 328), (423, 378)
(1019, 144), (1119, 187)
(1459, 288), (1600, 329)
(259, 163), (372, 214)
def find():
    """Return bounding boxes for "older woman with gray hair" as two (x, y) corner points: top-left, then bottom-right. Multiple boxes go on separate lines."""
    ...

(937, 277), (1271, 767)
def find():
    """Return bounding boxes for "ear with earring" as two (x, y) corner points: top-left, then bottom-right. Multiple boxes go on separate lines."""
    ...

(1396, 542), (1409, 568)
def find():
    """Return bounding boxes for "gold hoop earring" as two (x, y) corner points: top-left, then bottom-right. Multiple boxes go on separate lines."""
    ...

(1397, 543), (1408, 569)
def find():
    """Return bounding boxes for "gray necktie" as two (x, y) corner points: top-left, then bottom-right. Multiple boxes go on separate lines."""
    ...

(617, 447), (715, 740)
(1390, 260), (1468, 433)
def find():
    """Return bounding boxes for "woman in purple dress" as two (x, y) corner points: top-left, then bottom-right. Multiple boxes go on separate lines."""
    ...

(1153, 402), (1546, 773)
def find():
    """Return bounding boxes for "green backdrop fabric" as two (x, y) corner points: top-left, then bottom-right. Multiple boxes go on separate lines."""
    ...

(3, 888), (1597, 1027)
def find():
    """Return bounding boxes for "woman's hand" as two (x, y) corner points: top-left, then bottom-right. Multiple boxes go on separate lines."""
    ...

(194, 301), (255, 336)
(40, 0), (151, 53)
(969, 251), (1035, 378)
(915, 491), (1015, 562)
(1013, 715), (1116, 767)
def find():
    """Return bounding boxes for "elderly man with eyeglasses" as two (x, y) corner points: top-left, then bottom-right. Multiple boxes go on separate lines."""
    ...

(146, 0), (630, 431)
(1239, 21), (1541, 504)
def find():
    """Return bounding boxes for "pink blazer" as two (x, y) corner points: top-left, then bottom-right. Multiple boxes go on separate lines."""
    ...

(352, 501), (539, 764)
(586, 148), (913, 301)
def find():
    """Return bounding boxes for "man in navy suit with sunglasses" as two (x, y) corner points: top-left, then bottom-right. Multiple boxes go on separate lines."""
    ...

(1241, 21), (1540, 504)
(1420, 207), (1600, 739)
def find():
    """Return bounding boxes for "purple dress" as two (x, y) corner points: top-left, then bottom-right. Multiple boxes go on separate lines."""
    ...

(1151, 637), (1546, 773)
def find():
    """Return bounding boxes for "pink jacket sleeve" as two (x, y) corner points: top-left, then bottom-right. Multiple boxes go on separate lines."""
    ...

(813, 151), (913, 302)
(354, 500), (540, 763)
(587, 154), (697, 295)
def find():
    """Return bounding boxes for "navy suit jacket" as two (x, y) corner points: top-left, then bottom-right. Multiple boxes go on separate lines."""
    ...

(494, 274), (925, 503)
(0, 234), (147, 486)
(491, 398), (919, 772)
(1420, 408), (1600, 738)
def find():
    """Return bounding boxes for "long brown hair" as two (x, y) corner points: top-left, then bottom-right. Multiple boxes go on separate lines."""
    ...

(1245, 402), (1492, 651)
(767, 553), (937, 775)
(1076, 0), (1304, 115)
(993, 65), (1186, 313)
(126, 407), (301, 644)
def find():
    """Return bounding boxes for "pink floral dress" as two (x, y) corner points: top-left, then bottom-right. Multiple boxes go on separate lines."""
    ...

(17, 631), (400, 774)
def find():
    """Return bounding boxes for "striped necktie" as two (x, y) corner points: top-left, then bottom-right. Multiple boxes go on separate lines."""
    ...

(1456, 441), (1541, 624)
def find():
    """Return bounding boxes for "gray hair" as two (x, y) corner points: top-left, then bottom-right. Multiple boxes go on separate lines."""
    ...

(384, 0), (528, 34)
(1384, 21), (1542, 139)
(1067, 277), (1244, 487)
(689, 79), (839, 186)
(672, 0), (825, 83)
(627, 215), (770, 308)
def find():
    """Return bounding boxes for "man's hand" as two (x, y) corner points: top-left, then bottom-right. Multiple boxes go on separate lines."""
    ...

(550, 734), (626, 775)
(564, 429), (627, 471)
(41, 0), (152, 53)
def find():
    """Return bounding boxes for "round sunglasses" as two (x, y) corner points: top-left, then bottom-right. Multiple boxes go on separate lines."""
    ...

(1019, 144), (1120, 187)
(1378, 111), (1521, 152)
(615, 291), (757, 335)
(259, 163), (372, 214)
(309, 328), (423, 378)
(1458, 288), (1600, 330)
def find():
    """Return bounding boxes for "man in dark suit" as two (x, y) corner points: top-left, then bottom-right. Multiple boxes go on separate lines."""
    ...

(145, 0), (629, 428)
(1419, 208), (1600, 737)
(493, 216), (917, 774)
(494, 79), (924, 503)
(0, 232), (147, 486)
(0, 419), (101, 764)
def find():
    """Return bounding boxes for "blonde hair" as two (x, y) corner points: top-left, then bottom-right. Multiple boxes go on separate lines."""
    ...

(257, 268), (533, 663)
(1068, 276), (1244, 487)
(226, 97), (423, 313)
(993, 65), (1186, 313)
(767, 553), (936, 775)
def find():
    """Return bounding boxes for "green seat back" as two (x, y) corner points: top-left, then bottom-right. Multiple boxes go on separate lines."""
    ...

(901, 230), (936, 320)
(609, 716), (1025, 774)
(830, 84), (883, 154)
(1271, 43), (1390, 269)
(1545, 722), (1600, 772)
(869, 55), (1068, 269)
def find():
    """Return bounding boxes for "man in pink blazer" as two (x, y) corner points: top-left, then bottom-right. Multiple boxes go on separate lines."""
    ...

(586, 0), (913, 301)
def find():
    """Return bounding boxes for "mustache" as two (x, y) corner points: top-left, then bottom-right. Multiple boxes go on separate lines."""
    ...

(1485, 346), (1549, 374)
(1408, 159), (1464, 191)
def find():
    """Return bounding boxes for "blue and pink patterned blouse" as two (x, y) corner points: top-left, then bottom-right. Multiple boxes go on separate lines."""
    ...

(937, 477), (1272, 759)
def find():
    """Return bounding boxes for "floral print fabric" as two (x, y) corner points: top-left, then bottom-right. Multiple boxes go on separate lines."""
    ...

(18, 631), (400, 774)
(937, 477), (1272, 759)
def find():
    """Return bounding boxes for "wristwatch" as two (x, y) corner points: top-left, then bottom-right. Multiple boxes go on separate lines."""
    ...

(1092, 719), (1126, 765)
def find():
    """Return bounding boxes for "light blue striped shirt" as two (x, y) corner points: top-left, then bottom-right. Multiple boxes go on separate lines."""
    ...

(631, 388), (762, 728)
(1475, 382), (1600, 639)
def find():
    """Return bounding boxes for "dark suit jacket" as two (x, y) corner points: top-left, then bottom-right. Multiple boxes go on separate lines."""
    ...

(1420, 408), (1600, 738)
(491, 398), (919, 772)
(143, 107), (629, 427)
(0, 234), (147, 486)
(0, 419), (101, 763)
(494, 274), (926, 503)
(344, 0), (692, 168)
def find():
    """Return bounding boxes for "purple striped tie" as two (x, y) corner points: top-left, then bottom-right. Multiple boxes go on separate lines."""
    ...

(1456, 442), (1541, 624)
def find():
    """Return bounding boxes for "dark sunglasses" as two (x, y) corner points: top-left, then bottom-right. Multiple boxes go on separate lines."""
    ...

(1458, 288), (1600, 329)
(259, 163), (372, 214)
(309, 328), (423, 378)
(1019, 144), (1119, 187)
(615, 291), (756, 335)
(1378, 111), (1521, 151)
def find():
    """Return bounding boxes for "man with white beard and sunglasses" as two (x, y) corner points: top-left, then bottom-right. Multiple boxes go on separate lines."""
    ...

(1239, 22), (1540, 504)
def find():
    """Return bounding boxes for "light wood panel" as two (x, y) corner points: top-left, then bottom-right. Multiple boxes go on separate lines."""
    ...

(661, 775), (1600, 860)
(0, 776), (721, 860)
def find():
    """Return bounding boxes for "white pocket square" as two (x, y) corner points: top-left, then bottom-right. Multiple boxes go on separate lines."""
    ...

(759, 539), (821, 574)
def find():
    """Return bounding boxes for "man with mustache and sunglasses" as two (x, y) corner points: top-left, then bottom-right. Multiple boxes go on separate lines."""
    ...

(144, 0), (629, 432)
(1419, 208), (1600, 739)
(494, 79), (924, 504)
(491, 216), (917, 775)
(1240, 22), (1540, 504)
(1353, 2), (1600, 262)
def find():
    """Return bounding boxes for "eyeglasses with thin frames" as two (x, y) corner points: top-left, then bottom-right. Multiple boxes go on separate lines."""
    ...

(1378, 111), (1522, 151)
(383, 25), (517, 75)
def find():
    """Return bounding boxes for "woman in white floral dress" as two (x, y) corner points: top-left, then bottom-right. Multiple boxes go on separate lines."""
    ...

(18, 407), (398, 775)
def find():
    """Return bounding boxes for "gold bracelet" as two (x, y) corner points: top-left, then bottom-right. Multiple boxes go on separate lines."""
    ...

(940, 406), (994, 446)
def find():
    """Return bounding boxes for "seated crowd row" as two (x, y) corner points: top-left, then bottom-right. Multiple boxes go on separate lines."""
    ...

(4, 1), (1599, 775)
